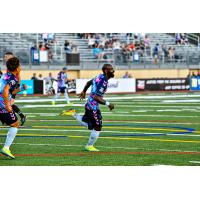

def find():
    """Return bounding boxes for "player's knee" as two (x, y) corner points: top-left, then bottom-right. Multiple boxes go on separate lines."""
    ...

(10, 120), (20, 128)
(10, 98), (15, 105)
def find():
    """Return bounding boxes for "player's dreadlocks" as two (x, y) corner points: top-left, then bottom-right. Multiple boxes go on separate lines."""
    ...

(102, 63), (112, 73)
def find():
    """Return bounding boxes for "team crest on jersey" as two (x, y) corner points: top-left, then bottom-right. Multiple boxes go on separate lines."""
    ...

(10, 80), (16, 85)
(99, 87), (105, 93)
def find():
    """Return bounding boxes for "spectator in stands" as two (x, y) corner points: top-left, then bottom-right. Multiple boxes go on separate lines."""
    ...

(95, 34), (101, 44)
(42, 33), (48, 43)
(192, 72), (197, 77)
(39, 43), (46, 51)
(161, 44), (168, 58)
(113, 39), (121, 51)
(153, 43), (159, 64)
(123, 71), (133, 78)
(92, 44), (103, 59)
(197, 69), (200, 77)
(180, 33), (189, 45)
(44, 42), (53, 62)
(31, 73), (38, 80)
(175, 33), (182, 45)
(88, 35), (95, 48)
(143, 35), (150, 48)
(71, 42), (78, 53)
(168, 47), (174, 62)
(128, 42), (135, 52)
(30, 44), (37, 51)
(38, 74), (43, 80)
(123, 71), (129, 78)
(64, 40), (72, 54)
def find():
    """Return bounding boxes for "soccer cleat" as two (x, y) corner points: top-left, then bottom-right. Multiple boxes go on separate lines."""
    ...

(52, 101), (55, 106)
(59, 108), (76, 116)
(20, 115), (27, 126)
(84, 145), (100, 152)
(1, 147), (15, 159)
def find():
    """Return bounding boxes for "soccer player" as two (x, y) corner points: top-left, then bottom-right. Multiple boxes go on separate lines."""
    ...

(0, 57), (21, 159)
(4, 52), (27, 126)
(52, 67), (71, 105)
(60, 64), (115, 151)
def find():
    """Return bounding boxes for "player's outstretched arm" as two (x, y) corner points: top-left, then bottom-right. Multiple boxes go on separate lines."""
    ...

(78, 79), (93, 100)
(93, 95), (114, 111)
(2, 84), (12, 112)
(12, 84), (27, 95)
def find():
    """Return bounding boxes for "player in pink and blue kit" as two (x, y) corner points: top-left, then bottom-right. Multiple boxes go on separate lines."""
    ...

(61, 64), (115, 151)
(52, 67), (71, 105)
(0, 57), (21, 159)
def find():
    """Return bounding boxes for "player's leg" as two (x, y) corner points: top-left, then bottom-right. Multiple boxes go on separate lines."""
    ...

(12, 104), (27, 126)
(52, 89), (61, 105)
(85, 109), (102, 152)
(64, 89), (70, 104)
(10, 97), (26, 126)
(1, 112), (19, 159)
(60, 108), (88, 127)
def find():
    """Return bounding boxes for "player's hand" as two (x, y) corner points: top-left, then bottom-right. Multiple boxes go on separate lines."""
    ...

(5, 104), (12, 113)
(78, 91), (86, 100)
(22, 84), (27, 90)
(108, 103), (114, 111)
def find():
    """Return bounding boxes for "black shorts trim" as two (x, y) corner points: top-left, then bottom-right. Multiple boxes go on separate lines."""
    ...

(82, 108), (102, 130)
(0, 111), (18, 125)
(58, 87), (66, 94)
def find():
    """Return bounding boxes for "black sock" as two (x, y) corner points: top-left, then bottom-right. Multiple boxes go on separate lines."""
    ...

(12, 104), (25, 118)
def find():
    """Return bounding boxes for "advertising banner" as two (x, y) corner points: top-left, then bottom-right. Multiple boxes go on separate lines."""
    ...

(136, 78), (190, 91)
(76, 78), (136, 94)
(18, 80), (34, 95)
(190, 77), (200, 90)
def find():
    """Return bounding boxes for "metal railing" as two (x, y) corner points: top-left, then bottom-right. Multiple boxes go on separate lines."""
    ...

(0, 47), (200, 70)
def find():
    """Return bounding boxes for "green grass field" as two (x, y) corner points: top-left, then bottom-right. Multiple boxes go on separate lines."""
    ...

(1, 92), (200, 166)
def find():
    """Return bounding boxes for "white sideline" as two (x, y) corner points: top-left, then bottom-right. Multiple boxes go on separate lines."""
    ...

(14, 94), (200, 103)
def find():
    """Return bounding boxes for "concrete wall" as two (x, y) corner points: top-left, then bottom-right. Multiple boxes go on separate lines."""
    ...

(2, 68), (189, 79)
(79, 69), (189, 79)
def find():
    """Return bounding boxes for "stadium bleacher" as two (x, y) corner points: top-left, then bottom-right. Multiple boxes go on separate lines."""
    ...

(0, 33), (200, 69)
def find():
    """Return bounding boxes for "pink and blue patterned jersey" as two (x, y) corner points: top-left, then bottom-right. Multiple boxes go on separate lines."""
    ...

(0, 72), (18, 113)
(85, 74), (108, 111)
(57, 71), (67, 88)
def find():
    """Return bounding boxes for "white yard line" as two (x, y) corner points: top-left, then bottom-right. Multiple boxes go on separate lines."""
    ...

(102, 114), (200, 118)
(156, 110), (182, 112)
(14, 94), (200, 103)
(26, 119), (198, 125)
(0, 142), (199, 153)
(189, 161), (200, 164)
(163, 100), (200, 103)
(22, 112), (200, 118)
(23, 104), (84, 108)
(17, 128), (167, 135)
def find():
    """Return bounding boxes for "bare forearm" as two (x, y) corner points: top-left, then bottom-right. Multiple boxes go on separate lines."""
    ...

(93, 95), (106, 105)
(83, 79), (93, 93)
(94, 95), (115, 111)
(12, 87), (21, 95)
(3, 85), (12, 112)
